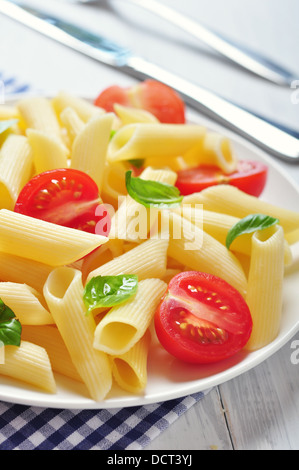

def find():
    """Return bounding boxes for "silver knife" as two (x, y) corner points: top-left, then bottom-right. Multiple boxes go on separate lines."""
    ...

(81, 0), (297, 88)
(1, 0), (299, 162)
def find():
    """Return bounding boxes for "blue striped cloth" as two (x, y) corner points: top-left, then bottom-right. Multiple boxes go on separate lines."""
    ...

(0, 393), (207, 450)
(0, 72), (31, 96)
(0, 73), (210, 450)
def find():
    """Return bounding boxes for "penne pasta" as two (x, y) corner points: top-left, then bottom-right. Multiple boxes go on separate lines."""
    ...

(245, 225), (285, 350)
(111, 330), (151, 394)
(43, 267), (112, 401)
(93, 278), (166, 355)
(0, 134), (33, 210)
(0, 251), (53, 293)
(188, 185), (299, 234)
(177, 206), (238, 246)
(182, 131), (238, 174)
(108, 123), (206, 162)
(165, 211), (248, 297)
(17, 96), (64, 144)
(0, 282), (54, 325)
(52, 91), (105, 122)
(114, 104), (159, 125)
(178, 205), (292, 265)
(21, 325), (83, 383)
(0, 341), (56, 393)
(26, 129), (69, 174)
(81, 239), (124, 284)
(0, 209), (108, 266)
(86, 236), (169, 284)
(71, 113), (114, 192)
(60, 106), (85, 145)
(101, 162), (128, 206)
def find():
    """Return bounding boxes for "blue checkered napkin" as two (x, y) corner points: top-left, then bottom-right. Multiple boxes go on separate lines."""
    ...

(0, 72), (31, 95)
(0, 74), (210, 450)
(0, 392), (208, 450)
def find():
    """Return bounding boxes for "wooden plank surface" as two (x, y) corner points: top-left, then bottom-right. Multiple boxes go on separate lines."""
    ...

(146, 387), (233, 450)
(220, 336), (299, 450)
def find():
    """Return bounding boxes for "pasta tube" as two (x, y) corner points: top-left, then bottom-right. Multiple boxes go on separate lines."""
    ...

(114, 104), (159, 125)
(52, 91), (104, 122)
(0, 251), (53, 293)
(60, 107), (85, 145)
(101, 162), (128, 206)
(71, 113), (114, 192)
(81, 239), (124, 284)
(178, 206), (240, 247)
(93, 279), (166, 355)
(183, 131), (237, 173)
(245, 225), (285, 350)
(0, 282), (54, 325)
(17, 96), (63, 144)
(166, 212), (248, 297)
(108, 123), (206, 162)
(43, 267), (112, 401)
(86, 237), (169, 284)
(0, 209), (108, 266)
(0, 341), (56, 393)
(21, 325), (83, 383)
(26, 129), (69, 174)
(0, 134), (33, 210)
(189, 185), (299, 234)
(178, 206), (292, 265)
(111, 331), (151, 394)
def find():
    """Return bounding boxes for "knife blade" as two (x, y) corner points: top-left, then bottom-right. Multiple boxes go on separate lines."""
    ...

(1, 0), (299, 162)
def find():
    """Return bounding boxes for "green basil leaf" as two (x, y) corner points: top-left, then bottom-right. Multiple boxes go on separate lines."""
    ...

(129, 159), (145, 169)
(110, 129), (117, 140)
(125, 170), (183, 208)
(0, 119), (19, 135)
(226, 214), (279, 249)
(0, 298), (22, 347)
(83, 274), (138, 313)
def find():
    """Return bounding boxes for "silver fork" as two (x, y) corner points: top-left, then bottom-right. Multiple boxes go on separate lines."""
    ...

(78, 0), (297, 87)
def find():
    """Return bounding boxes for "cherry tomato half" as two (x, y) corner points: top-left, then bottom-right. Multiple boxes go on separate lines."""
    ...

(94, 79), (186, 124)
(154, 271), (253, 364)
(14, 168), (111, 236)
(175, 160), (268, 197)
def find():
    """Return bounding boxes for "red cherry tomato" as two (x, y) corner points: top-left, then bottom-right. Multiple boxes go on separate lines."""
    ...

(175, 160), (268, 197)
(154, 271), (253, 364)
(94, 85), (130, 113)
(94, 79), (186, 124)
(14, 168), (111, 236)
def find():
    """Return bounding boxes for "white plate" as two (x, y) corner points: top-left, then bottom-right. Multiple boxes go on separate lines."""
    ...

(1, 95), (299, 409)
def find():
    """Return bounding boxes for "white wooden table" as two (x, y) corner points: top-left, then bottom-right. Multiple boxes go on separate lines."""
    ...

(1, 0), (299, 450)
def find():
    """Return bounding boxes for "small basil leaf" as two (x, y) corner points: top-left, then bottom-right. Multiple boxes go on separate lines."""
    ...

(129, 159), (145, 169)
(0, 299), (22, 347)
(125, 170), (183, 209)
(83, 274), (138, 313)
(0, 119), (19, 135)
(110, 129), (117, 140)
(226, 214), (279, 249)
